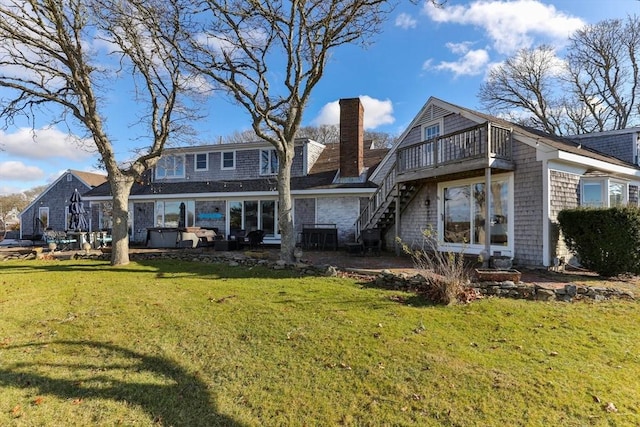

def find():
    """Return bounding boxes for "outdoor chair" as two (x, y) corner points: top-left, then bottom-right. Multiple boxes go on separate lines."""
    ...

(246, 230), (265, 250)
(361, 228), (382, 256)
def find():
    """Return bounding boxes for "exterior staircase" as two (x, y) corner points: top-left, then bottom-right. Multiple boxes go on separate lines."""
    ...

(354, 164), (421, 240)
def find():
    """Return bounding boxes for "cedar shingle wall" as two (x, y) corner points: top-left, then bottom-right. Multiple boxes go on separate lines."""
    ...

(548, 170), (580, 264)
(512, 142), (544, 266)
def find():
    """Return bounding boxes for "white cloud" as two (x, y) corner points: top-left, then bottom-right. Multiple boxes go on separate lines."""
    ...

(313, 96), (394, 129)
(0, 161), (44, 181)
(423, 0), (585, 55)
(0, 127), (95, 161)
(395, 12), (417, 29)
(426, 47), (491, 77)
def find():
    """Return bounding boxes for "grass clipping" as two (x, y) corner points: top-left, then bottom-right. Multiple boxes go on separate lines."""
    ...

(397, 227), (471, 305)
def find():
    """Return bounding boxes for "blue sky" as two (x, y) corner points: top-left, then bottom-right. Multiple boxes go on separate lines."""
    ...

(0, 0), (637, 196)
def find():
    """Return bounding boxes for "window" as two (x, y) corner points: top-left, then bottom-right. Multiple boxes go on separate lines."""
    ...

(423, 121), (441, 141)
(156, 200), (195, 227)
(260, 149), (278, 175)
(38, 207), (49, 229)
(222, 151), (235, 169)
(155, 155), (185, 179)
(581, 178), (627, 207)
(228, 199), (279, 238)
(195, 153), (208, 171)
(439, 175), (512, 252)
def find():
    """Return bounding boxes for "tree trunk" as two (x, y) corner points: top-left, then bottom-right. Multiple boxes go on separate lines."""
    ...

(109, 175), (135, 266)
(277, 148), (295, 264)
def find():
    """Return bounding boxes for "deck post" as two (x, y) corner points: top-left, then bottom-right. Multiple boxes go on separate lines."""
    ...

(484, 166), (492, 267)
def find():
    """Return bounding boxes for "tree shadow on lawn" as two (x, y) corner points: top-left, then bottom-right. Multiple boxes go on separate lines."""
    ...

(0, 340), (244, 426)
(0, 258), (302, 280)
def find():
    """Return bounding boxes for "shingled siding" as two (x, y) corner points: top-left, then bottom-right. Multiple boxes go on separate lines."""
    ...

(195, 200), (226, 231)
(133, 202), (155, 243)
(548, 170), (580, 264)
(391, 183), (437, 251)
(166, 145), (308, 183)
(571, 132), (635, 165)
(512, 142), (544, 267)
(630, 185), (639, 205)
(21, 174), (92, 237)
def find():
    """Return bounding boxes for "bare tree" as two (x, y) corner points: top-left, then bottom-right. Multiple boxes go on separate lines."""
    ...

(479, 45), (566, 135)
(565, 16), (640, 132)
(0, 0), (195, 265)
(183, 0), (394, 262)
(480, 17), (640, 136)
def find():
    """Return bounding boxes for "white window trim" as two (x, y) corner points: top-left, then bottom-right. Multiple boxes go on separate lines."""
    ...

(436, 173), (514, 257)
(260, 149), (278, 176)
(221, 151), (236, 170)
(155, 154), (186, 179)
(580, 177), (628, 207)
(38, 206), (50, 228)
(421, 119), (443, 141)
(195, 153), (209, 171)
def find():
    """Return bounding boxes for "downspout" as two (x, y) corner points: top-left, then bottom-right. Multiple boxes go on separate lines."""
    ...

(542, 159), (551, 267)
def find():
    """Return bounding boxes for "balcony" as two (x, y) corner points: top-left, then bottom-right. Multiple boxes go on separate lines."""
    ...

(396, 123), (513, 182)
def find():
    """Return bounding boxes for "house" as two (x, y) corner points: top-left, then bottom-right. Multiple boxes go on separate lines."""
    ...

(358, 97), (640, 268)
(20, 169), (107, 240)
(82, 98), (389, 247)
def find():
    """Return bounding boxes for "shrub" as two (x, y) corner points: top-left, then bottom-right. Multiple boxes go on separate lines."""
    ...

(396, 227), (469, 305)
(557, 207), (640, 277)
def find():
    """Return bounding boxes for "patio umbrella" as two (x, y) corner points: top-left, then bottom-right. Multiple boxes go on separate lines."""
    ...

(69, 188), (88, 231)
(178, 202), (186, 228)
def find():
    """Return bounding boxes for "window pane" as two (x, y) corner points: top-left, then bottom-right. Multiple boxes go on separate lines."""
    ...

(270, 150), (279, 174)
(229, 201), (242, 230)
(39, 207), (49, 228)
(260, 150), (270, 175)
(261, 200), (276, 237)
(444, 185), (470, 243)
(424, 124), (440, 140)
(490, 181), (509, 245)
(244, 201), (258, 231)
(163, 201), (181, 228)
(583, 183), (603, 207)
(609, 182), (624, 206)
(473, 183), (486, 245)
(222, 152), (234, 168)
(196, 154), (207, 170)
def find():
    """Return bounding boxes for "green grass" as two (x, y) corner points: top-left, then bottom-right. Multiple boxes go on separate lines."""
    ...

(0, 258), (639, 426)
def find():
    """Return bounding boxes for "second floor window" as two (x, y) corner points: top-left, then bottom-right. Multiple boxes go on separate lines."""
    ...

(156, 155), (185, 179)
(222, 151), (235, 169)
(423, 123), (440, 141)
(260, 149), (278, 175)
(195, 153), (208, 171)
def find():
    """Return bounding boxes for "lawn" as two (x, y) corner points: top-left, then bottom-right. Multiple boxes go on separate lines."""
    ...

(0, 258), (639, 426)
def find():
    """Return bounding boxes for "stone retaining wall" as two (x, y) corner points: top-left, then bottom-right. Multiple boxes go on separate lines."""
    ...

(374, 271), (635, 302)
(2, 248), (634, 302)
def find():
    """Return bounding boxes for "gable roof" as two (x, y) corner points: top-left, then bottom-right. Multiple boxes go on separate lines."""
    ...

(69, 169), (108, 188)
(19, 169), (107, 218)
(371, 96), (640, 182)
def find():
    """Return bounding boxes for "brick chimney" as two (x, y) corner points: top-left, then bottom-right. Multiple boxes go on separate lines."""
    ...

(339, 98), (364, 178)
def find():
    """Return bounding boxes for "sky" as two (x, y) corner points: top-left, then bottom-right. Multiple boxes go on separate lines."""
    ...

(0, 0), (638, 196)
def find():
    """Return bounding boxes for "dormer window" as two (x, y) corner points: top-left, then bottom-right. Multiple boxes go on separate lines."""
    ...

(260, 149), (278, 175)
(155, 154), (185, 179)
(195, 153), (208, 171)
(221, 151), (235, 170)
